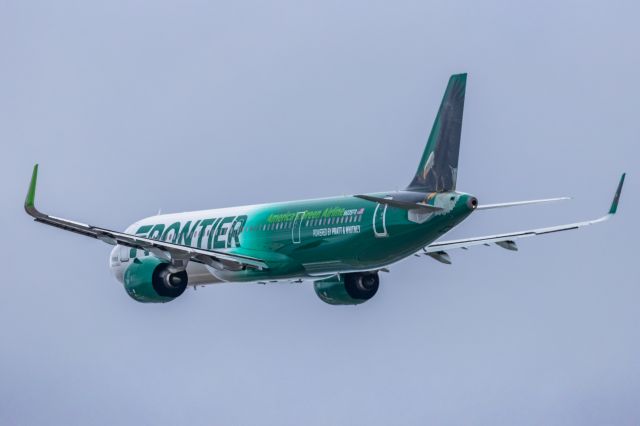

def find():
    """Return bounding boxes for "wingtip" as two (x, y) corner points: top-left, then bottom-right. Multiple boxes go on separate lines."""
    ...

(608, 173), (625, 215)
(25, 163), (38, 211)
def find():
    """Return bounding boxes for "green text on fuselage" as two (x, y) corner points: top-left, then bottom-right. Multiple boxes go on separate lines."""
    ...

(130, 215), (247, 257)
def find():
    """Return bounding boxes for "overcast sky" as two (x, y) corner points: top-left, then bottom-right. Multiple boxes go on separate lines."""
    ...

(1, 1), (638, 425)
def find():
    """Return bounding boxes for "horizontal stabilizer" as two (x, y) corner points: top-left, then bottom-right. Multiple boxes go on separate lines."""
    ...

(476, 197), (570, 210)
(355, 194), (442, 212)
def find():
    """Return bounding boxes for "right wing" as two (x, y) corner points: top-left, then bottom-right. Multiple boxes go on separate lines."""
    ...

(24, 164), (268, 272)
(422, 173), (625, 263)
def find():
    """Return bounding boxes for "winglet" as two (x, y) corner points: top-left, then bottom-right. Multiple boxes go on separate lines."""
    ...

(608, 173), (626, 215)
(25, 164), (39, 215)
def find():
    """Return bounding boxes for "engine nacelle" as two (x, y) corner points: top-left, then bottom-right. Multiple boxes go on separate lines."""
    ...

(314, 272), (380, 305)
(123, 257), (188, 303)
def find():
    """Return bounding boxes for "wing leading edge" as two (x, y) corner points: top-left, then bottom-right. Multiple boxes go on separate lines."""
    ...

(24, 164), (268, 271)
(423, 173), (625, 260)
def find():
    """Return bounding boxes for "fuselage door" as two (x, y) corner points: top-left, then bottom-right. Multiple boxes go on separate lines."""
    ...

(119, 245), (130, 262)
(373, 203), (388, 237)
(292, 211), (305, 244)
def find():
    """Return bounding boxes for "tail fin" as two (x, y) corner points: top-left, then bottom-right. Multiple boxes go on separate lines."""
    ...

(407, 73), (467, 192)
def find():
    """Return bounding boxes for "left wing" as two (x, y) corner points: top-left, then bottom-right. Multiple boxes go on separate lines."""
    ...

(422, 174), (625, 263)
(24, 164), (268, 272)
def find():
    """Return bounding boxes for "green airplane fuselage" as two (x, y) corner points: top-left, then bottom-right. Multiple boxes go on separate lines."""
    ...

(121, 191), (476, 283)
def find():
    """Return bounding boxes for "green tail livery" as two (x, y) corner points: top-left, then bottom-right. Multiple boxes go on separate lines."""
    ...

(24, 74), (626, 305)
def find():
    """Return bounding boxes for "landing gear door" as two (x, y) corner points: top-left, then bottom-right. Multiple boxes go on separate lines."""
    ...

(373, 203), (388, 237)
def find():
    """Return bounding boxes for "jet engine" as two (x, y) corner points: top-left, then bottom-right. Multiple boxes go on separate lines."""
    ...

(313, 272), (379, 305)
(123, 257), (188, 303)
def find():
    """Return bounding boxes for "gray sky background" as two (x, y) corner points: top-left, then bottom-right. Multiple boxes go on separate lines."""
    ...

(1, 1), (638, 424)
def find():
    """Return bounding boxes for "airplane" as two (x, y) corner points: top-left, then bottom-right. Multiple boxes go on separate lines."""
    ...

(24, 73), (626, 305)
